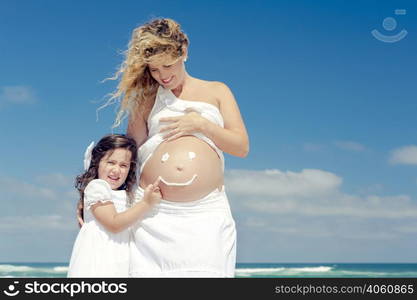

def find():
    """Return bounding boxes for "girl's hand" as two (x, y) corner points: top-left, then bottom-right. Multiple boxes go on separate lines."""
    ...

(159, 109), (207, 141)
(143, 177), (162, 207)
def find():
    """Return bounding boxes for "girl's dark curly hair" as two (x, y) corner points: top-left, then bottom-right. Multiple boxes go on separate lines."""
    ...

(75, 134), (138, 220)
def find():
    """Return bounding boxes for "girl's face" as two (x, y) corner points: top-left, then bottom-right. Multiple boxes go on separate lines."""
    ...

(97, 148), (132, 190)
(148, 54), (186, 89)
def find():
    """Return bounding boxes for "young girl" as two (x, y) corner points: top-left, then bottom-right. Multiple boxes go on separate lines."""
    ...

(67, 134), (161, 277)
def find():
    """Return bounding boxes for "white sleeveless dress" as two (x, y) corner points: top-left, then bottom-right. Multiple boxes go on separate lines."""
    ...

(129, 85), (236, 277)
(67, 179), (130, 277)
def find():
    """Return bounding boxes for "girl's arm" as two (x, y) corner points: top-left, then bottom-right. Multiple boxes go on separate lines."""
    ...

(90, 179), (161, 233)
(160, 82), (249, 158)
(90, 200), (152, 233)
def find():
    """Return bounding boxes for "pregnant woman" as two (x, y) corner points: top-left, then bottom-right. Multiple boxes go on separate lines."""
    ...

(107, 18), (249, 277)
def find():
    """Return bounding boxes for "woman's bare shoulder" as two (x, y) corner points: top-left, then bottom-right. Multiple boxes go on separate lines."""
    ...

(187, 78), (234, 109)
(194, 78), (228, 89)
(209, 81), (235, 106)
(195, 79), (232, 98)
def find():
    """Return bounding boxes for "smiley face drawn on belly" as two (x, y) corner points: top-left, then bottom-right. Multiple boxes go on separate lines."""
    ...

(158, 151), (198, 186)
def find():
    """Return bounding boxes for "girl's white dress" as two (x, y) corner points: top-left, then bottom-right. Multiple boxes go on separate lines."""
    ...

(67, 179), (130, 277)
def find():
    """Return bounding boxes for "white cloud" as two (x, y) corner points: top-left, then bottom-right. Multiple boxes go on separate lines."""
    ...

(244, 217), (266, 228)
(35, 173), (74, 187)
(2, 169), (417, 262)
(357, 184), (384, 195)
(225, 169), (342, 198)
(0, 215), (75, 232)
(244, 194), (417, 218)
(389, 145), (417, 165)
(0, 175), (78, 222)
(0, 85), (37, 106)
(0, 173), (78, 202)
(333, 141), (366, 152)
(395, 225), (417, 234)
(0, 176), (58, 200)
(225, 169), (417, 219)
(0, 174), (80, 237)
(240, 214), (405, 240)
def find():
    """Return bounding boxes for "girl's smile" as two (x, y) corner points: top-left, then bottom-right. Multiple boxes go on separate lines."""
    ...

(98, 148), (132, 190)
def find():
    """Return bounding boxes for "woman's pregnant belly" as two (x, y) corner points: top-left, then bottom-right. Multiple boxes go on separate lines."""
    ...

(139, 135), (223, 202)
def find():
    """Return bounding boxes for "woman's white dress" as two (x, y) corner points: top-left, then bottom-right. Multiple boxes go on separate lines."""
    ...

(129, 85), (237, 277)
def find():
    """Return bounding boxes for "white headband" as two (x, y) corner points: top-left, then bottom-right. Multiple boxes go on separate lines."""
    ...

(83, 141), (95, 171)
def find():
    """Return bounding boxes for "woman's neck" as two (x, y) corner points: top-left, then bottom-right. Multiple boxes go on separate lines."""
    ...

(171, 73), (192, 97)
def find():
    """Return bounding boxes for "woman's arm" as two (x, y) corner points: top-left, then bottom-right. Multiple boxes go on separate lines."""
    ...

(202, 82), (249, 157)
(160, 82), (249, 157)
(127, 110), (148, 147)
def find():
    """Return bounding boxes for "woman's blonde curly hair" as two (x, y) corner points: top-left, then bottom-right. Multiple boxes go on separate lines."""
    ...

(104, 18), (189, 128)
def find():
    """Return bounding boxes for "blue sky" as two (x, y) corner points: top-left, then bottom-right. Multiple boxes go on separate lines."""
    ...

(1, 0), (416, 263)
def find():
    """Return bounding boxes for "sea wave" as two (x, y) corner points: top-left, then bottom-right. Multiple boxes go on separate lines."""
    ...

(0, 264), (68, 276)
(338, 270), (417, 277)
(52, 266), (68, 273)
(236, 266), (333, 277)
(236, 267), (285, 275)
(0, 264), (35, 272)
(235, 265), (417, 278)
(287, 266), (333, 273)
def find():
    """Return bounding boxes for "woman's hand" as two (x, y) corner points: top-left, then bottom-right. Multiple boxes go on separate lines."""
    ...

(159, 109), (207, 141)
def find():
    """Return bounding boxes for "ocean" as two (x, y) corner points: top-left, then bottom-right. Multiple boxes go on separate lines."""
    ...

(1, 263), (417, 278)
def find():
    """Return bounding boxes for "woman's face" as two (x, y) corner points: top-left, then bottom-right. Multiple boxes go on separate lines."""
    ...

(148, 54), (186, 89)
